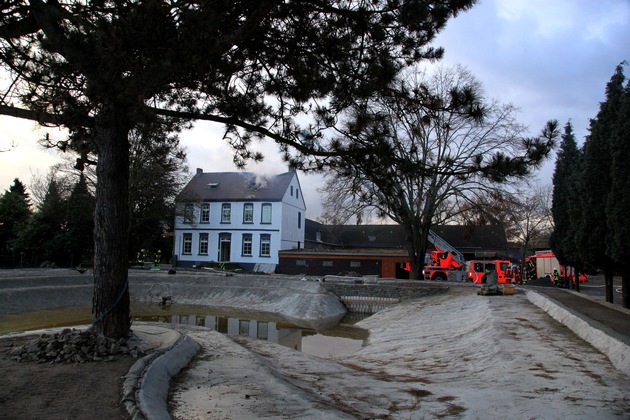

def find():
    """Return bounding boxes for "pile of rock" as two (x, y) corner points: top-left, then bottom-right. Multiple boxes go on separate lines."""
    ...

(7, 328), (144, 364)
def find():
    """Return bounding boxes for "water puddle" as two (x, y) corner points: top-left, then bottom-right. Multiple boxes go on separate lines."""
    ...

(0, 303), (369, 358)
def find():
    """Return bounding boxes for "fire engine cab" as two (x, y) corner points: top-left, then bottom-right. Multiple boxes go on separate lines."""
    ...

(467, 259), (517, 284)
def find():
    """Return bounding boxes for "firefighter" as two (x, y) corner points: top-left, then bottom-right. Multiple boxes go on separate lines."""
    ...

(524, 259), (536, 284)
(154, 250), (162, 268)
(552, 267), (561, 287)
(136, 249), (146, 268)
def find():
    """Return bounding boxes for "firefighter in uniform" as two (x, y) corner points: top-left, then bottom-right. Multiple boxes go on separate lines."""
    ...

(136, 249), (146, 268)
(153, 250), (162, 268)
(524, 259), (536, 284)
(552, 268), (561, 287)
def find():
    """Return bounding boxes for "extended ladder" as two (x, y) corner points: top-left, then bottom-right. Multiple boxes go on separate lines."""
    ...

(428, 229), (466, 266)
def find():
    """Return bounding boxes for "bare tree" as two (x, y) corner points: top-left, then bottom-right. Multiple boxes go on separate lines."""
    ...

(320, 65), (557, 279)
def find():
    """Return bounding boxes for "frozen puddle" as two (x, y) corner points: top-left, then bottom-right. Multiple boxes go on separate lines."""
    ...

(0, 303), (368, 358)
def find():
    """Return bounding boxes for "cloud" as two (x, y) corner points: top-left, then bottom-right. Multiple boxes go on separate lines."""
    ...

(433, 0), (630, 182)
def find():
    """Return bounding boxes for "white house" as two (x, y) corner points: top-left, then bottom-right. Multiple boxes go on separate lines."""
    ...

(173, 169), (306, 271)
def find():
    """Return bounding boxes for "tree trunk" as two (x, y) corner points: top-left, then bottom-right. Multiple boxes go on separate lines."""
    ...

(92, 103), (131, 339)
(604, 265), (613, 303)
(405, 221), (430, 280)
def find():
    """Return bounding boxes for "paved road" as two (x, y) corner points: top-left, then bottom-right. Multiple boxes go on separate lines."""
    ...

(566, 274), (624, 307)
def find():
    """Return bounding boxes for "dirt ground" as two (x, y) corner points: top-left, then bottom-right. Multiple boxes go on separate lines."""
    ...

(0, 335), (135, 420)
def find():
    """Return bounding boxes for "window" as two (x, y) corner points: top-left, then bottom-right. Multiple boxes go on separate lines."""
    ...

(242, 234), (252, 256)
(296, 188), (299, 199)
(182, 233), (192, 254)
(198, 233), (208, 255)
(322, 261), (333, 267)
(200, 203), (210, 223)
(350, 261), (361, 268)
(290, 185), (294, 196)
(184, 204), (194, 224)
(243, 203), (254, 223)
(298, 212), (301, 229)
(261, 203), (272, 224)
(260, 234), (271, 257)
(296, 260), (307, 266)
(221, 203), (231, 223)
(257, 322), (268, 339)
(239, 320), (250, 336)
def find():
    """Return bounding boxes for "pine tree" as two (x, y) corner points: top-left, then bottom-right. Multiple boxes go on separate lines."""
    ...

(0, 178), (32, 265)
(607, 75), (630, 308)
(550, 121), (584, 289)
(580, 64), (625, 302)
(14, 179), (68, 265)
(0, 1), (477, 338)
(65, 174), (95, 267)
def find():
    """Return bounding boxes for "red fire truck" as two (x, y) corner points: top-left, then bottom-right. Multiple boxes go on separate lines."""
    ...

(525, 251), (586, 283)
(467, 259), (518, 284)
(422, 248), (465, 281)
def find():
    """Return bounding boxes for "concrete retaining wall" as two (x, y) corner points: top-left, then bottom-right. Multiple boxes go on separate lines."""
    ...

(320, 279), (448, 314)
(0, 270), (347, 329)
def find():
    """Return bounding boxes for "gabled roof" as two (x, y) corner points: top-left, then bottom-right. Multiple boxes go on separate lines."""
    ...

(177, 171), (296, 202)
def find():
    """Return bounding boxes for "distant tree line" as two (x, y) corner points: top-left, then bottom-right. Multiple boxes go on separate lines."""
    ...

(551, 63), (630, 308)
(0, 130), (188, 268)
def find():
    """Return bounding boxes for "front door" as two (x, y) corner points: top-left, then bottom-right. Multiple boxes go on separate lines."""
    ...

(219, 233), (231, 262)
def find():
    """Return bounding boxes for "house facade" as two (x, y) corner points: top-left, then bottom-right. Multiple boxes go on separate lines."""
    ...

(173, 169), (306, 271)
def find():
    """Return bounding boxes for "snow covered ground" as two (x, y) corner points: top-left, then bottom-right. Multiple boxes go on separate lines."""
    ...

(169, 286), (630, 419)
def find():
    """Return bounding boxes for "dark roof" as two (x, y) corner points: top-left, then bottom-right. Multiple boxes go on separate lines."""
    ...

(328, 224), (407, 248)
(304, 219), (507, 251)
(177, 171), (295, 202)
(431, 225), (508, 251)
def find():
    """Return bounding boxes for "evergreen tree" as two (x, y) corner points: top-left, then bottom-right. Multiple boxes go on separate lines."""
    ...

(14, 179), (68, 265)
(0, 178), (32, 265)
(65, 174), (95, 267)
(128, 125), (188, 263)
(607, 76), (630, 308)
(550, 121), (584, 289)
(0, 1), (477, 338)
(580, 64), (625, 302)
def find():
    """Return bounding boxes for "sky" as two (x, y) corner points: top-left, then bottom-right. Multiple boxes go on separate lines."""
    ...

(0, 0), (628, 220)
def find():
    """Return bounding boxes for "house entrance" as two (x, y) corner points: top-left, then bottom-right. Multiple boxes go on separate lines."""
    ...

(219, 233), (231, 262)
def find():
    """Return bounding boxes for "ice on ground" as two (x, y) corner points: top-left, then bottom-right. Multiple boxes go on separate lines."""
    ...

(170, 287), (630, 419)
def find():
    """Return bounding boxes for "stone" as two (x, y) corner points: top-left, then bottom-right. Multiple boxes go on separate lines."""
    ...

(5, 329), (145, 365)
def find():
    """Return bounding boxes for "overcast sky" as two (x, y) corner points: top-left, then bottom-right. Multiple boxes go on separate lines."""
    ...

(1, 0), (628, 220)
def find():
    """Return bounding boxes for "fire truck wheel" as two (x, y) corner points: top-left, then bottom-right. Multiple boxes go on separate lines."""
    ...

(433, 273), (447, 281)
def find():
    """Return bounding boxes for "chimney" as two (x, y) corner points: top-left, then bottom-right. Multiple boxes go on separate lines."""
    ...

(196, 168), (203, 175)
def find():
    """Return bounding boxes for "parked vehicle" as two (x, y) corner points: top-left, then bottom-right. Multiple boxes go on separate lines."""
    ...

(423, 249), (465, 281)
(524, 251), (587, 284)
(467, 259), (517, 284)
(422, 230), (467, 281)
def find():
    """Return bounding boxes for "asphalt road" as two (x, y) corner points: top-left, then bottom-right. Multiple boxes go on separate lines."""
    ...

(571, 274), (624, 307)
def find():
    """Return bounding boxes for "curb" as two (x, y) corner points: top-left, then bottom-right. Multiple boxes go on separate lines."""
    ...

(526, 289), (630, 377)
(121, 329), (200, 420)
